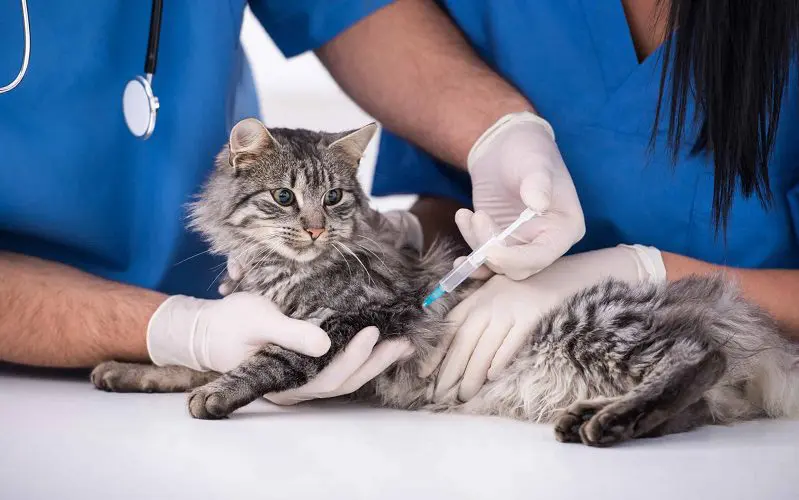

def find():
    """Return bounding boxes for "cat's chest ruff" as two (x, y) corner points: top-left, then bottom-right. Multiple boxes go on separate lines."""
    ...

(245, 266), (303, 301)
(244, 264), (327, 314)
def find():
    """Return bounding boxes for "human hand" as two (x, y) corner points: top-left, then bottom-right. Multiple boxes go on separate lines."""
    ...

(266, 327), (413, 405)
(146, 292), (332, 373)
(173, 258), (412, 402)
(422, 244), (666, 402)
(463, 112), (585, 280)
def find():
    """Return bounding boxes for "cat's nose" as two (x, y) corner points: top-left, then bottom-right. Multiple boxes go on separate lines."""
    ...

(305, 228), (326, 241)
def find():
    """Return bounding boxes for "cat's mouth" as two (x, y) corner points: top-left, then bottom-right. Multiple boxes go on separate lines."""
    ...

(281, 236), (331, 262)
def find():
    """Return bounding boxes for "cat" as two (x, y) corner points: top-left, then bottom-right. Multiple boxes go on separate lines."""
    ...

(91, 118), (799, 447)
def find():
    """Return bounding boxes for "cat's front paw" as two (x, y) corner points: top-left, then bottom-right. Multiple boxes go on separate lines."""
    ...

(187, 383), (238, 420)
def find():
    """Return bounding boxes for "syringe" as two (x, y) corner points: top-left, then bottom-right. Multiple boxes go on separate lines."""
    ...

(423, 208), (537, 307)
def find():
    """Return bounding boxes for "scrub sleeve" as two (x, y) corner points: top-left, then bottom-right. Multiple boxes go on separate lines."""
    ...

(249, 0), (394, 58)
(249, 0), (473, 207)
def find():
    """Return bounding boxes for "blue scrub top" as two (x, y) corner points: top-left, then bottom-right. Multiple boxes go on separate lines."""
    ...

(0, 0), (390, 298)
(373, 1), (799, 269)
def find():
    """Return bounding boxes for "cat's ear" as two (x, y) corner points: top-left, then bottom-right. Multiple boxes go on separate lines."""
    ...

(228, 118), (278, 170)
(328, 122), (378, 166)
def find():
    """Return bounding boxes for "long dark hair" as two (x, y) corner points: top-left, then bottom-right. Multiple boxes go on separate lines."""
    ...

(654, 0), (799, 231)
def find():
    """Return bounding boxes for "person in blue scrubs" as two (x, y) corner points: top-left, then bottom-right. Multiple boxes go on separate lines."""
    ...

(0, 0), (558, 401)
(315, 0), (799, 401)
(1, 1), (798, 403)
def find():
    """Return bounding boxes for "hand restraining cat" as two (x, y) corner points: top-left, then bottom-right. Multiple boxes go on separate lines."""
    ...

(91, 118), (799, 447)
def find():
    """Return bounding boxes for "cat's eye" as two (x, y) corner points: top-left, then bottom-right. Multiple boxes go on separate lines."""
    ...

(324, 189), (343, 206)
(272, 188), (295, 206)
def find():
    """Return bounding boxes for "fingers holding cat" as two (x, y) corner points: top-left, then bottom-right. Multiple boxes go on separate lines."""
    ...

(266, 327), (413, 405)
(147, 293), (332, 373)
(423, 275), (553, 402)
(465, 112), (585, 280)
(147, 289), (410, 404)
(426, 246), (667, 402)
(218, 257), (243, 296)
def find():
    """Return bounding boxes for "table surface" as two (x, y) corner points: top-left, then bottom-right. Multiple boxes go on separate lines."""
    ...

(1, 365), (797, 500)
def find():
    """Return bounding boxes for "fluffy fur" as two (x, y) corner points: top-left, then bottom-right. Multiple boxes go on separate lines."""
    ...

(91, 119), (799, 447)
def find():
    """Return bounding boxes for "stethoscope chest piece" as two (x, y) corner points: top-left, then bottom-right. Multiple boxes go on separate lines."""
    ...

(123, 75), (159, 140)
(124, 0), (163, 140)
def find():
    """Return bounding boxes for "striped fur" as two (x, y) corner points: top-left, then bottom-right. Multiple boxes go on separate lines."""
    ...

(91, 120), (799, 447)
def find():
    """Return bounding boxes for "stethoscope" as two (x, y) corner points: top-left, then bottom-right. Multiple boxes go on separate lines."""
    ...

(0, 0), (30, 95)
(0, 0), (164, 140)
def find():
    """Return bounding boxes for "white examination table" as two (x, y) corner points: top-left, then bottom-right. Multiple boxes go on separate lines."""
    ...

(1, 365), (797, 500)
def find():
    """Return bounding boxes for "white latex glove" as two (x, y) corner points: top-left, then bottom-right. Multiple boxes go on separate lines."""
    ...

(265, 327), (414, 405)
(147, 293), (332, 373)
(421, 244), (666, 402)
(464, 111), (585, 280)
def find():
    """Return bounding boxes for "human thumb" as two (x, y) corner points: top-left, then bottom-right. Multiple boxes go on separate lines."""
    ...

(519, 169), (553, 214)
(267, 316), (332, 357)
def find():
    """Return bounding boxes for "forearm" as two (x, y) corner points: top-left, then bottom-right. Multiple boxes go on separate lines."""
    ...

(0, 252), (164, 367)
(661, 252), (799, 337)
(316, 0), (533, 169)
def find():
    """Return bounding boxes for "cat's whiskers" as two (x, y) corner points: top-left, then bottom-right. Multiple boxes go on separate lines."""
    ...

(353, 241), (396, 277)
(233, 238), (276, 269)
(231, 244), (279, 294)
(207, 265), (230, 291)
(330, 242), (354, 280)
(210, 260), (227, 271)
(207, 239), (274, 291)
(335, 242), (375, 286)
(172, 249), (212, 267)
(248, 242), (282, 270)
(357, 235), (387, 258)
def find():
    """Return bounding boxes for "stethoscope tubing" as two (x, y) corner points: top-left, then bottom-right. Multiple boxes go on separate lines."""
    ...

(0, 0), (31, 94)
(1, 0), (164, 141)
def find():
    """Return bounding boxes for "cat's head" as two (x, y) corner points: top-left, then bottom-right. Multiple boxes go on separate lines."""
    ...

(190, 118), (378, 263)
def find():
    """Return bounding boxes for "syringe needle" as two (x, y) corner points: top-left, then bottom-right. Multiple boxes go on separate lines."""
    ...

(422, 208), (537, 307)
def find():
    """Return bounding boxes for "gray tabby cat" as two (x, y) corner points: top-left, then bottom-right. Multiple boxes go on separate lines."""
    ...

(91, 118), (799, 447)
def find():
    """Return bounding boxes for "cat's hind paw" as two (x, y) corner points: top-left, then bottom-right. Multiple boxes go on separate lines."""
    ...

(91, 361), (153, 392)
(554, 398), (622, 447)
(554, 407), (595, 443)
(578, 404), (637, 447)
(91, 361), (124, 392)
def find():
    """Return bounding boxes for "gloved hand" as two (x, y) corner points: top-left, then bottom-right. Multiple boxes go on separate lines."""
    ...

(146, 292), (332, 373)
(421, 244), (666, 402)
(185, 257), (413, 404)
(265, 327), (413, 405)
(463, 111), (585, 280)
